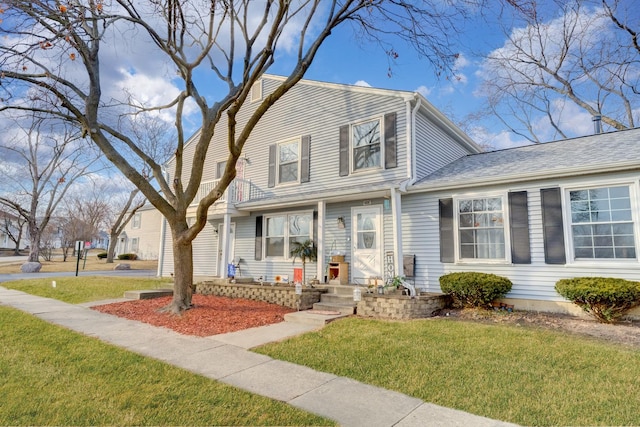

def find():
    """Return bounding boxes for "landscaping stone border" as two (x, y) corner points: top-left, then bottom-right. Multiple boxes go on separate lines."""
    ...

(196, 281), (327, 310)
(357, 293), (450, 320)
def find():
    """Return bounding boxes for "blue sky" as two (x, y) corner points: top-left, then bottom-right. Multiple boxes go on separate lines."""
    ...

(3, 1), (635, 158)
(254, 1), (639, 151)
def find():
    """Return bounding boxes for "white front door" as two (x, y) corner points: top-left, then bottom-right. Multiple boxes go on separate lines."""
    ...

(351, 205), (383, 284)
(217, 223), (236, 276)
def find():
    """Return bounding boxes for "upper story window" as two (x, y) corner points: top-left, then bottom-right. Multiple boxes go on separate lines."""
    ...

(352, 118), (381, 171)
(569, 185), (636, 259)
(278, 139), (300, 184)
(268, 136), (310, 188)
(339, 112), (396, 177)
(132, 213), (141, 229)
(264, 212), (312, 258)
(215, 161), (226, 180)
(458, 196), (505, 260)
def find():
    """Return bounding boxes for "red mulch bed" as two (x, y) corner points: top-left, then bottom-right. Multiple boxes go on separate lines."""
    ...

(92, 294), (294, 337)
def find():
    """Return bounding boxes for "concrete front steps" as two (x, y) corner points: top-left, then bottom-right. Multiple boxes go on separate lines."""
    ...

(123, 288), (173, 299)
(283, 285), (358, 327)
(312, 285), (358, 315)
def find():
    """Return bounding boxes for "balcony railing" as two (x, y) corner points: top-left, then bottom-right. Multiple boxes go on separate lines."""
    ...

(191, 178), (251, 206)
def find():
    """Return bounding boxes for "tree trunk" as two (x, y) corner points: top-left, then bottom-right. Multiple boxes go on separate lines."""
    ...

(106, 231), (119, 263)
(163, 227), (194, 314)
(27, 223), (40, 263)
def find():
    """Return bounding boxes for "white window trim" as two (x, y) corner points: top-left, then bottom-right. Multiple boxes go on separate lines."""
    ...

(562, 179), (640, 265)
(452, 192), (512, 265)
(350, 116), (384, 174)
(132, 213), (141, 229)
(275, 137), (302, 186)
(263, 210), (314, 260)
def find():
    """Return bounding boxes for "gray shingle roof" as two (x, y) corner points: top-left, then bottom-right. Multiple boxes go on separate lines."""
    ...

(411, 127), (640, 191)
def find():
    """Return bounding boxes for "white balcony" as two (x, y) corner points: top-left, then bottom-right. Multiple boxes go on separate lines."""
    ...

(191, 178), (250, 206)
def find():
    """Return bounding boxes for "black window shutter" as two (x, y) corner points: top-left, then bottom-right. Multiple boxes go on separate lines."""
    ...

(508, 191), (531, 264)
(439, 198), (454, 263)
(384, 112), (397, 169)
(313, 211), (318, 240)
(255, 215), (263, 261)
(339, 125), (349, 176)
(267, 145), (276, 188)
(541, 188), (566, 264)
(301, 135), (311, 183)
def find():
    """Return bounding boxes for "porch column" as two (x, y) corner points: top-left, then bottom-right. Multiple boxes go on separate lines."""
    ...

(391, 187), (403, 278)
(317, 200), (325, 282)
(219, 213), (232, 279)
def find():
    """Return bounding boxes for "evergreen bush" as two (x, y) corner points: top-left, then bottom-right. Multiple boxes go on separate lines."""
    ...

(555, 277), (640, 323)
(96, 252), (108, 259)
(439, 272), (512, 308)
(117, 253), (138, 260)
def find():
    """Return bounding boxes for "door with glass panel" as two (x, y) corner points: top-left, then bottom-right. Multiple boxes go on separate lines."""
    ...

(351, 205), (383, 284)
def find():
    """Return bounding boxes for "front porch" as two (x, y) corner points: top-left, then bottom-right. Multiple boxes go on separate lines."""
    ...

(195, 279), (449, 320)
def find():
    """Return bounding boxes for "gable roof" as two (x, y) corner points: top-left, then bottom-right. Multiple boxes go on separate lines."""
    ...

(409, 127), (640, 192)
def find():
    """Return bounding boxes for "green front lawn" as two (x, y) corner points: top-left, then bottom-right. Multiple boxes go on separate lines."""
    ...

(256, 317), (640, 426)
(2, 276), (173, 304)
(0, 306), (334, 426)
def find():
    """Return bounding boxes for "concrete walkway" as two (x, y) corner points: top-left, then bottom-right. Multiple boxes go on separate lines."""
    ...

(0, 287), (517, 427)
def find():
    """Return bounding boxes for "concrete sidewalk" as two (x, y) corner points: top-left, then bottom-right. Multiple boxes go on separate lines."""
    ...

(0, 287), (517, 427)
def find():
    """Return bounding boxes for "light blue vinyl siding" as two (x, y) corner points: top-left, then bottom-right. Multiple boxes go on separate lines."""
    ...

(414, 111), (472, 182)
(401, 171), (640, 303)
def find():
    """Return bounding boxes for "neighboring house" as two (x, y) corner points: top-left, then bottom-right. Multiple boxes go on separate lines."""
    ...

(157, 74), (640, 316)
(116, 205), (162, 260)
(159, 74), (481, 285)
(0, 210), (28, 251)
(90, 231), (109, 250)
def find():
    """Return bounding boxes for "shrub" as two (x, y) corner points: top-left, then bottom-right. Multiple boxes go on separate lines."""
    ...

(96, 252), (108, 259)
(439, 272), (513, 309)
(555, 277), (640, 323)
(117, 253), (138, 260)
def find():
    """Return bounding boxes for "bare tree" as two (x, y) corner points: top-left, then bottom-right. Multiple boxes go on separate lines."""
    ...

(59, 188), (111, 261)
(106, 188), (146, 264)
(0, 1), (471, 313)
(0, 114), (101, 263)
(0, 209), (26, 255)
(478, 0), (640, 143)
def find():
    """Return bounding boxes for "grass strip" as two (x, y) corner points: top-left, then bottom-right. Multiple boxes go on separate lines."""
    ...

(2, 277), (173, 304)
(256, 317), (640, 426)
(0, 306), (333, 426)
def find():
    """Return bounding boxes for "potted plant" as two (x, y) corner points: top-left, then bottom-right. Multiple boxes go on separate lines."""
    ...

(290, 239), (317, 285)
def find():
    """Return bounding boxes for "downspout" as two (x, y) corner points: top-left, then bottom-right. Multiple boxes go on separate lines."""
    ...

(157, 167), (168, 278)
(399, 94), (421, 193)
(394, 95), (421, 297)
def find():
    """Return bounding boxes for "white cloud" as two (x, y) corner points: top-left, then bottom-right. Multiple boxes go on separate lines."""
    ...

(415, 85), (432, 98)
(353, 80), (372, 87)
(467, 126), (531, 151)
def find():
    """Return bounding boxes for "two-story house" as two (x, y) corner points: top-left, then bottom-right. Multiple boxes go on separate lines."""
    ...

(117, 205), (162, 260)
(158, 75), (640, 317)
(159, 75), (481, 286)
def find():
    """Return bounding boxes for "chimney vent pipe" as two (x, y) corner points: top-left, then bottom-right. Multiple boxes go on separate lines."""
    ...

(592, 114), (602, 134)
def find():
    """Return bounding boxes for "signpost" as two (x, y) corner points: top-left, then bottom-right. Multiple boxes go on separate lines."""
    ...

(82, 241), (91, 269)
(75, 240), (83, 277)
